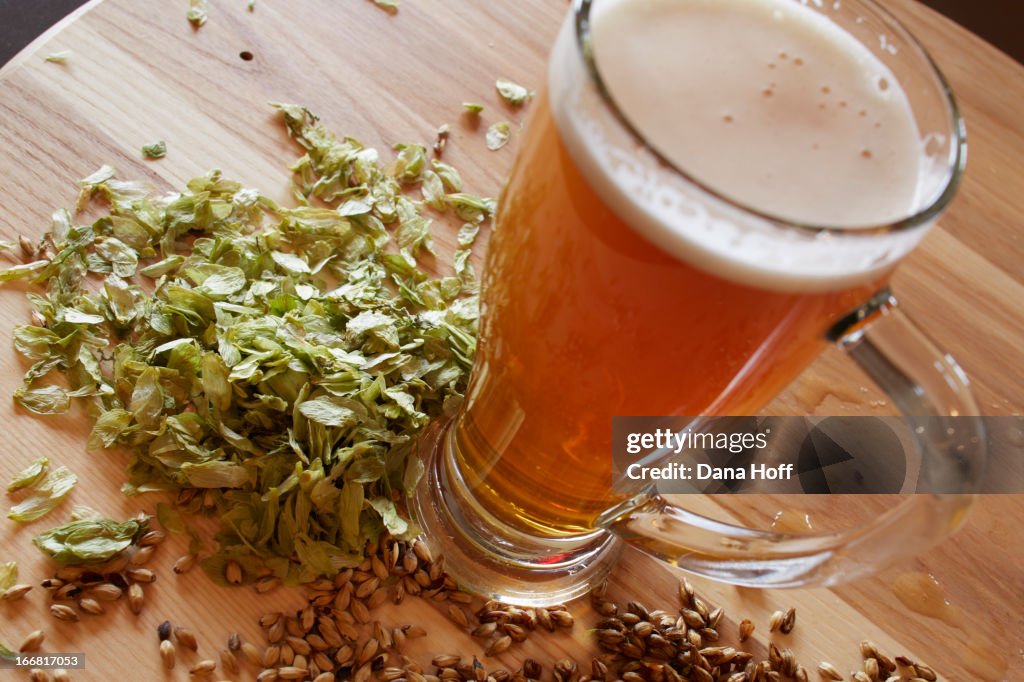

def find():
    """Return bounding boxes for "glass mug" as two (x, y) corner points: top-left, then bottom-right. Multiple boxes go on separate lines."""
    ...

(412, 0), (985, 604)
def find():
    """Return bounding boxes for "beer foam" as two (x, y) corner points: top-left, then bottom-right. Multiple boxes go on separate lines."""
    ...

(548, 0), (938, 292)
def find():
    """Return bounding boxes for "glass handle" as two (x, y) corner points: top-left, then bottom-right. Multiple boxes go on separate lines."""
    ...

(829, 290), (987, 491)
(597, 290), (987, 588)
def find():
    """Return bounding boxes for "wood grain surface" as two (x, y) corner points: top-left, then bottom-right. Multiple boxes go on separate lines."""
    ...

(0, 1), (1021, 681)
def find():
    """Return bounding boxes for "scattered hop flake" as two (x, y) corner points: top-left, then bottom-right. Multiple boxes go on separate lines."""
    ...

(0, 260), (47, 282)
(486, 122), (511, 151)
(13, 385), (71, 415)
(7, 457), (49, 493)
(141, 140), (167, 159)
(453, 223), (480, 284)
(462, 102), (484, 114)
(457, 223), (479, 249)
(446, 192), (496, 223)
(44, 50), (72, 64)
(69, 504), (101, 521)
(187, 0), (208, 27)
(156, 502), (186, 535)
(432, 160), (462, 192)
(495, 78), (529, 106)
(33, 516), (145, 565)
(393, 143), (428, 182)
(420, 170), (447, 211)
(247, 0), (255, 10)
(7, 466), (77, 523)
(0, 561), (16, 593)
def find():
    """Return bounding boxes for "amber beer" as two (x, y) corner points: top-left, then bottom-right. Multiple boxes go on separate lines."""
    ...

(451, 0), (922, 536)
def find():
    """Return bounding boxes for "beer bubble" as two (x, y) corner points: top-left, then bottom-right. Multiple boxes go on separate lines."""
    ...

(722, 114), (734, 123)
(858, 109), (867, 117)
(794, 57), (804, 66)
(923, 133), (947, 156)
(821, 85), (831, 94)
(763, 88), (774, 97)
(779, 51), (788, 59)
(860, 149), (873, 159)
(877, 76), (890, 91)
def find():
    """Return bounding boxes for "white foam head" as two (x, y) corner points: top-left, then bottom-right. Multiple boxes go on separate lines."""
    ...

(548, 0), (945, 293)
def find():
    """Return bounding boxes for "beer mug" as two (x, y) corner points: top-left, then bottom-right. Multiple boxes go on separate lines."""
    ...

(412, 0), (984, 604)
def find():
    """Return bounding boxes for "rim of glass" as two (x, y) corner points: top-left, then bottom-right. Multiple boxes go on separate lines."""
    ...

(572, 0), (967, 237)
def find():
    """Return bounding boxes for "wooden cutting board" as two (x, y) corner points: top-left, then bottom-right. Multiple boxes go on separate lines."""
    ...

(0, 1), (1021, 680)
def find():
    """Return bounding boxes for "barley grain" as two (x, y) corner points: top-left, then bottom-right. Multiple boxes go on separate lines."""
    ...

(50, 604), (78, 622)
(131, 546), (155, 566)
(160, 640), (176, 669)
(175, 626), (199, 651)
(189, 659), (216, 675)
(19, 630), (45, 652)
(739, 618), (755, 642)
(2, 583), (32, 601)
(90, 583), (122, 601)
(818, 662), (843, 680)
(78, 596), (105, 615)
(128, 582), (144, 614)
(173, 554), (196, 574)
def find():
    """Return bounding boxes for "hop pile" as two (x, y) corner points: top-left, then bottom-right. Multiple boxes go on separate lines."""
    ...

(1, 103), (491, 586)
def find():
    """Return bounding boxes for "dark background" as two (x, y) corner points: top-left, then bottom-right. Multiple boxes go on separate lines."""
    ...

(921, 0), (1023, 64)
(0, 0), (1021, 67)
